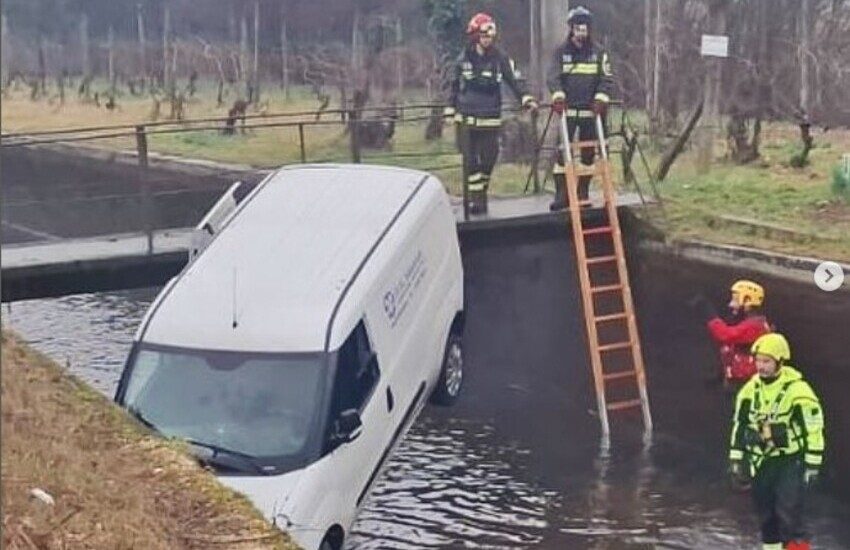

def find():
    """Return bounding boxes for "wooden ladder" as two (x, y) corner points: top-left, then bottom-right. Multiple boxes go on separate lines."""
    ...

(558, 112), (653, 437)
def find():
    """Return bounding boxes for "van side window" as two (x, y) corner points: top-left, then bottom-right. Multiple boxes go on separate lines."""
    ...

(329, 321), (380, 418)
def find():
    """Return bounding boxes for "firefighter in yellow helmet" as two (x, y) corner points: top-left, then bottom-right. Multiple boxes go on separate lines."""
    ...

(728, 333), (825, 550)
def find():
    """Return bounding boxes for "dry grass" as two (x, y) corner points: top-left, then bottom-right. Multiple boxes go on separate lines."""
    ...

(0, 330), (299, 550)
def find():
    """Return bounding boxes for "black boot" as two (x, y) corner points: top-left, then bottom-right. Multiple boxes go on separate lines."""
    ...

(469, 189), (487, 215)
(550, 175), (567, 211)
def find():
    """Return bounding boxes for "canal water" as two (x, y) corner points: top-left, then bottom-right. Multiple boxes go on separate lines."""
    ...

(5, 277), (850, 548)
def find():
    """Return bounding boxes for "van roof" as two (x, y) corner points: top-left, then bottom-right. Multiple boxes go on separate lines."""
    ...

(140, 164), (439, 353)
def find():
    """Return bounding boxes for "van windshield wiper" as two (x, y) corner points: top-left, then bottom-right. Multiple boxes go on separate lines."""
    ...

(185, 439), (267, 476)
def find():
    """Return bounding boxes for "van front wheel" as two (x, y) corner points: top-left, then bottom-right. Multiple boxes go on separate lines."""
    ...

(430, 333), (463, 406)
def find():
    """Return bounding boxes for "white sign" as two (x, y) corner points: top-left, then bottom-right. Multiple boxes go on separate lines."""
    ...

(701, 34), (729, 58)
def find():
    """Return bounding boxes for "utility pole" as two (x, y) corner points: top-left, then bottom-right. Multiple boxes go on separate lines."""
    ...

(253, 0), (260, 102)
(395, 16), (403, 99)
(1, 12), (9, 86)
(529, 0), (543, 96)
(280, 1), (289, 98)
(163, 5), (171, 89)
(80, 13), (90, 79)
(697, 1), (729, 171)
(108, 25), (115, 92)
(136, 3), (146, 78)
(799, 0), (811, 115)
(652, 0), (662, 126)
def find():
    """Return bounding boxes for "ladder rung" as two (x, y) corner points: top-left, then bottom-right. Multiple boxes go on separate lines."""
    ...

(578, 200), (592, 207)
(586, 255), (617, 265)
(606, 398), (643, 411)
(595, 312), (628, 323)
(571, 166), (597, 177)
(603, 370), (637, 382)
(570, 140), (599, 150)
(582, 226), (613, 236)
(591, 284), (623, 294)
(598, 341), (633, 352)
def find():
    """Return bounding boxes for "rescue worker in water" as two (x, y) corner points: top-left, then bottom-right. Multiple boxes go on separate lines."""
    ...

(729, 333), (825, 550)
(692, 280), (773, 384)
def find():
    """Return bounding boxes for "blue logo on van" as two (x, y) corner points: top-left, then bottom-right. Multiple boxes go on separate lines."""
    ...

(383, 291), (397, 320)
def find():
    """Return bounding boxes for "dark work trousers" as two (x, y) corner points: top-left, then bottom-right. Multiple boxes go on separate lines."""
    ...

(752, 455), (808, 545)
(553, 115), (597, 203)
(459, 125), (500, 193)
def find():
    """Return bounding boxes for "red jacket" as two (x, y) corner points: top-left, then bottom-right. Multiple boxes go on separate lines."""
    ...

(707, 314), (772, 381)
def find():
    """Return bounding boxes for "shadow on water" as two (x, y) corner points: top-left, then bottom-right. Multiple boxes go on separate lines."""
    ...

(5, 223), (850, 548)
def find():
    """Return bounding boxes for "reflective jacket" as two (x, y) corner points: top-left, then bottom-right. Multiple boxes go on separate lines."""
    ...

(448, 45), (532, 126)
(729, 366), (825, 475)
(707, 314), (772, 381)
(546, 40), (613, 112)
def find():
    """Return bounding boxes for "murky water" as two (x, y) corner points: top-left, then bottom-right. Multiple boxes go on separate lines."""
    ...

(5, 290), (850, 549)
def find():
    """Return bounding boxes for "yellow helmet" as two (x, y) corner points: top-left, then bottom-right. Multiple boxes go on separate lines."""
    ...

(751, 333), (791, 364)
(731, 279), (765, 308)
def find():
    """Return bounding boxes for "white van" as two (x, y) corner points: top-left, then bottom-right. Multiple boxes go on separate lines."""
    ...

(115, 164), (465, 550)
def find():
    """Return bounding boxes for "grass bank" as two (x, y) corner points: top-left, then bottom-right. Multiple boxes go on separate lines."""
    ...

(2, 82), (849, 260)
(0, 330), (298, 550)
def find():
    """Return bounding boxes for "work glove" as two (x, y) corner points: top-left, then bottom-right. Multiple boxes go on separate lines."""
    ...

(592, 99), (608, 117)
(729, 459), (751, 491)
(551, 98), (567, 115)
(803, 468), (820, 487)
(687, 293), (718, 320)
(521, 95), (539, 113)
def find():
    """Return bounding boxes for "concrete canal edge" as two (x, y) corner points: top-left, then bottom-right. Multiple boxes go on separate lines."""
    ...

(0, 331), (300, 550)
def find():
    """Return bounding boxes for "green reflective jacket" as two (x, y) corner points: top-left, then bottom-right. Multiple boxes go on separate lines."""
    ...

(729, 366), (825, 473)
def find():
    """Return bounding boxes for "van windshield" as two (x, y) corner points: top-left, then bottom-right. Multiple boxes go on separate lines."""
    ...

(120, 344), (327, 474)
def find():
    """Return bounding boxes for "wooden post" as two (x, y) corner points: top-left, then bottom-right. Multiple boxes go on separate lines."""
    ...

(136, 126), (153, 254)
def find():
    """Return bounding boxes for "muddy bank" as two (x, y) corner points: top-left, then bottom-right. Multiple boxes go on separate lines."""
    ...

(0, 330), (296, 550)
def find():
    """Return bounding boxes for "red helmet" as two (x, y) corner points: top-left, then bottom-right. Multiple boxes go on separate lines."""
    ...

(467, 12), (497, 38)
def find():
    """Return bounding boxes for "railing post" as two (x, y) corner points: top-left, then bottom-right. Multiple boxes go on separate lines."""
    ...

(298, 123), (306, 163)
(136, 125), (153, 254)
(349, 111), (362, 164)
(531, 109), (541, 193)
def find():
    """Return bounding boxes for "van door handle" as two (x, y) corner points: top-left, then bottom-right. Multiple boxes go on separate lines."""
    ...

(386, 387), (394, 412)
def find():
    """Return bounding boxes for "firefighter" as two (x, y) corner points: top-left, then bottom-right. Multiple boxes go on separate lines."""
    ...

(445, 12), (538, 215)
(546, 6), (613, 211)
(692, 280), (773, 384)
(729, 333), (825, 550)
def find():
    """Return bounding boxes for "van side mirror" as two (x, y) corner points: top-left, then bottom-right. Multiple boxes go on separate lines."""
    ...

(333, 408), (362, 444)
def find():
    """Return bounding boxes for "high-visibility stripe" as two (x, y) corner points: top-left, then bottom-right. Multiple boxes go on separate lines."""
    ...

(473, 117), (502, 127)
(595, 92), (611, 103)
(552, 163), (566, 175)
(805, 453), (823, 466)
(729, 449), (744, 460)
(443, 106), (456, 117)
(567, 108), (594, 118)
(481, 70), (494, 77)
(562, 62), (600, 75)
(468, 183), (487, 192)
(462, 71), (474, 79)
(762, 544), (782, 550)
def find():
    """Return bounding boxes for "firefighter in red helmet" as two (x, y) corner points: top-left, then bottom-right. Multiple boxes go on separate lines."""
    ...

(445, 12), (538, 214)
